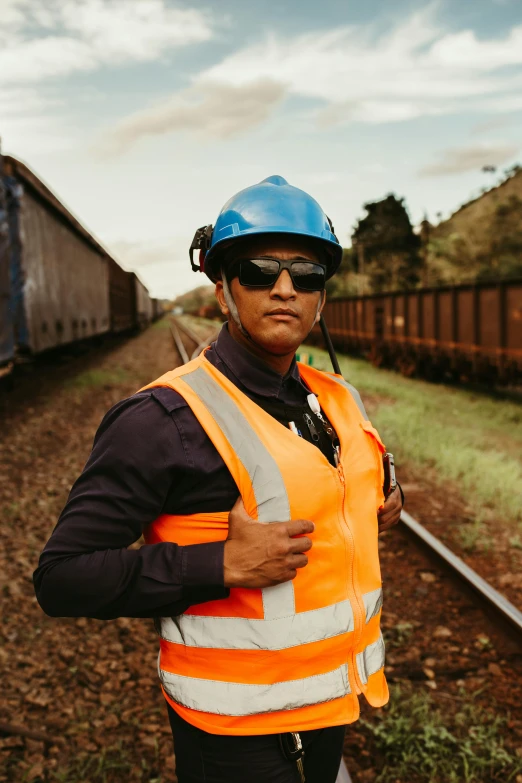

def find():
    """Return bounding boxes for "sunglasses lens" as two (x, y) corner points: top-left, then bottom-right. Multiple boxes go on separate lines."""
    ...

(237, 258), (326, 291)
(291, 262), (326, 291)
(239, 258), (280, 287)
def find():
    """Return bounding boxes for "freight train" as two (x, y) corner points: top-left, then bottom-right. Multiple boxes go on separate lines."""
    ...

(313, 280), (522, 384)
(0, 154), (162, 378)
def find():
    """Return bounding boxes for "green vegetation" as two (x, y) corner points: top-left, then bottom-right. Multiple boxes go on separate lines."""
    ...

(50, 744), (132, 783)
(360, 686), (522, 783)
(303, 345), (522, 527)
(425, 165), (522, 286)
(66, 367), (132, 389)
(151, 316), (171, 330)
(328, 165), (522, 295)
(172, 284), (220, 318)
(49, 740), (165, 783)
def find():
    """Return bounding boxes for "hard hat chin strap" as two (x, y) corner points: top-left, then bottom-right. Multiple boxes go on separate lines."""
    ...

(315, 290), (325, 322)
(221, 268), (250, 339)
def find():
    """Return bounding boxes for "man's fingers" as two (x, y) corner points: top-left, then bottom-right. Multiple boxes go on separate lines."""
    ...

(378, 508), (402, 532)
(289, 536), (312, 554)
(380, 485), (401, 512)
(290, 553), (309, 569)
(285, 519), (315, 537)
(378, 506), (399, 523)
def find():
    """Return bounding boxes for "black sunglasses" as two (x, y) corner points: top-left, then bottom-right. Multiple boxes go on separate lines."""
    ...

(234, 257), (326, 292)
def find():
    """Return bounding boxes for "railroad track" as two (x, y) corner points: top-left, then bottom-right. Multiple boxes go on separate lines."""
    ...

(170, 316), (221, 363)
(400, 509), (522, 640)
(169, 316), (522, 781)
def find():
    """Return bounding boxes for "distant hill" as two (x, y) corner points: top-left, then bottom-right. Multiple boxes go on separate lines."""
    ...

(425, 166), (522, 285)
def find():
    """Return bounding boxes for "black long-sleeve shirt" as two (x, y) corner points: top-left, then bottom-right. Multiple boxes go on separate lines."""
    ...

(34, 324), (329, 620)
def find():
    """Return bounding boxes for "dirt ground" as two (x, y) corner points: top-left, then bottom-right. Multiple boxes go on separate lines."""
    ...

(0, 320), (520, 782)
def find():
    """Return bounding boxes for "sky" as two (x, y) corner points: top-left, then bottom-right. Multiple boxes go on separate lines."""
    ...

(2, 0), (522, 298)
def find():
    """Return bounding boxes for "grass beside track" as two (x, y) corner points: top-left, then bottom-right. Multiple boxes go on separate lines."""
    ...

(301, 345), (522, 530)
(358, 685), (522, 783)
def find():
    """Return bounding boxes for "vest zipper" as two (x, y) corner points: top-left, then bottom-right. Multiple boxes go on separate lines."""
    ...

(336, 460), (366, 696)
(303, 413), (320, 442)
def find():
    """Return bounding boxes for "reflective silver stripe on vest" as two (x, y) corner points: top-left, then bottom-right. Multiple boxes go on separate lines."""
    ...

(327, 374), (368, 420)
(160, 663), (350, 716)
(182, 366), (294, 620)
(159, 599), (354, 650)
(356, 634), (385, 685)
(363, 588), (383, 623)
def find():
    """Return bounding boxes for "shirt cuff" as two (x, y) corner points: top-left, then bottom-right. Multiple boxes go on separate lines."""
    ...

(181, 541), (226, 587)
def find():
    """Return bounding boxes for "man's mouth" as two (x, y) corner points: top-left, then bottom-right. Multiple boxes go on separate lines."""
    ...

(265, 309), (299, 320)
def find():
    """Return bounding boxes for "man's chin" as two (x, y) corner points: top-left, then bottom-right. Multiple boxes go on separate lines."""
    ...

(252, 332), (303, 357)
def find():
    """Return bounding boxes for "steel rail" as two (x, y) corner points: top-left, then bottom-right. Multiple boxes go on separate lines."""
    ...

(169, 319), (189, 364)
(172, 317), (203, 346)
(171, 315), (222, 360)
(190, 328), (221, 360)
(336, 760), (353, 783)
(400, 509), (522, 636)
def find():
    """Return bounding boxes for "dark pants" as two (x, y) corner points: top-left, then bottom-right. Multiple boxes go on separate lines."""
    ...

(167, 704), (346, 783)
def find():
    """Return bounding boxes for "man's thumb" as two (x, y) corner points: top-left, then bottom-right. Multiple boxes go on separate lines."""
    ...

(228, 495), (256, 532)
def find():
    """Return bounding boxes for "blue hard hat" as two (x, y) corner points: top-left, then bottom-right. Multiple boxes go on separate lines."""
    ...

(189, 175), (343, 282)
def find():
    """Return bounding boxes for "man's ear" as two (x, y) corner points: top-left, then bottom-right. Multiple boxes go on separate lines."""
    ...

(215, 281), (230, 316)
(314, 290), (326, 324)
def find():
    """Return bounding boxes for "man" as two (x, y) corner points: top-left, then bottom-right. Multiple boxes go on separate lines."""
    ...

(35, 175), (402, 783)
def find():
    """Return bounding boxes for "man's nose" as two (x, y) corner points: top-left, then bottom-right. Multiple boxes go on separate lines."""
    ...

(270, 269), (296, 298)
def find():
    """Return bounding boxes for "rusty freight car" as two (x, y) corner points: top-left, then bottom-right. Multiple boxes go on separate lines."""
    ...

(108, 257), (137, 333)
(133, 273), (154, 329)
(0, 157), (13, 377)
(2, 155), (111, 355)
(0, 154), (156, 375)
(317, 279), (522, 384)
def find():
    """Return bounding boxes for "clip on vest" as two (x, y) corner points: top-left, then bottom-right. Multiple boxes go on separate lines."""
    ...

(279, 732), (306, 782)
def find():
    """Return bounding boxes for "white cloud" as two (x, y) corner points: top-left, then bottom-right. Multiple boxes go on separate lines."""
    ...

(419, 143), (519, 176)
(0, 0), (213, 155)
(196, 6), (522, 127)
(96, 4), (522, 150)
(96, 79), (286, 156)
(0, 0), (212, 83)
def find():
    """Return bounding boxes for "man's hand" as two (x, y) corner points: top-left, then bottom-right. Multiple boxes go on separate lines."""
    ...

(378, 484), (403, 533)
(224, 496), (314, 589)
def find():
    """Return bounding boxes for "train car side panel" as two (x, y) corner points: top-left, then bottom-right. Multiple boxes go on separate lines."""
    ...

(406, 293), (419, 339)
(18, 188), (110, 353)
(108, 258), (136, 332)
(438, 291), (453, 344)
(134, 275), (153, 329)
(506, 283), (522, 357)
(479, 286), (500, 350)
(0, 174), (14, 369)
(421, 292), (435, 341)
(456, 288), (474, 347)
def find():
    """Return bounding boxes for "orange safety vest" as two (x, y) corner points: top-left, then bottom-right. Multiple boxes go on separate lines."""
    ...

(142, 353), (388, 735)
